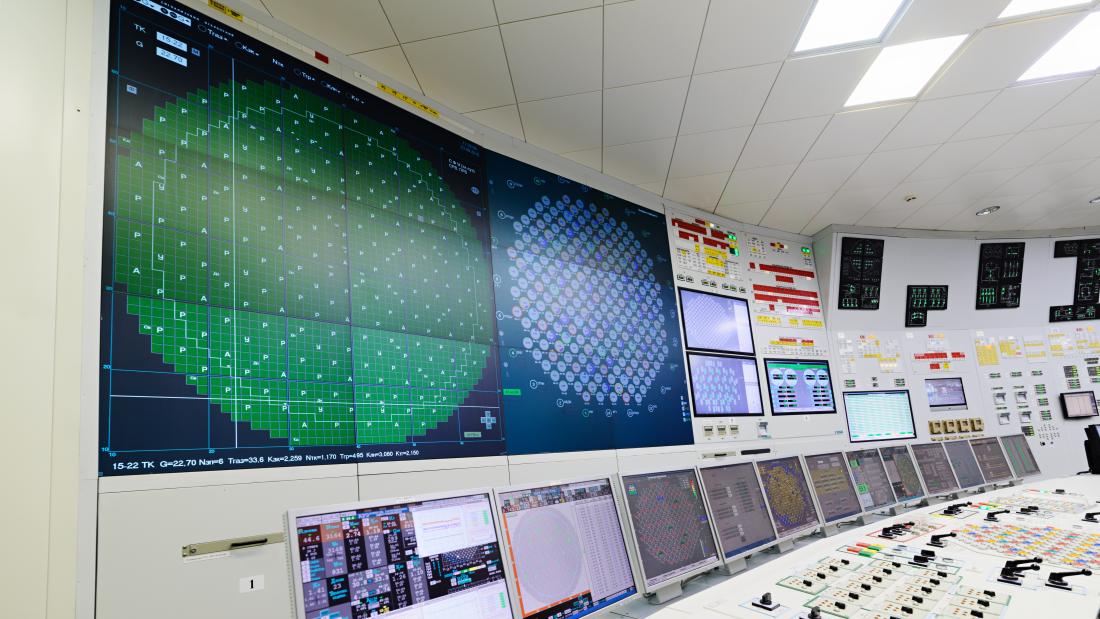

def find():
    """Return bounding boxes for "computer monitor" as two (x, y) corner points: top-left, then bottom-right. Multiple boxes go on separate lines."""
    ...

(844, 390), (917, 443)
(969, 437), (1015, 482)
(697, 462), (778, 560)
(910, 443), (960, 495)
(878, 446), (925, 503)
(687, 352), (764, 416)
(845, 449), (897, 511)
(678, 289), (754, 355)
(803, 452), (863, 523)
(756, 456), (821, 539)
(1061, 391), (1099, 419)
(925, 377), (967, 411)
(764, 359), (837, 415)
(497, 478), (637, 619)
(999, 434), (1041, 478)
(943, 440), (985, 489)
(286, 491), (513, 619)
(619, 469), (721, 593)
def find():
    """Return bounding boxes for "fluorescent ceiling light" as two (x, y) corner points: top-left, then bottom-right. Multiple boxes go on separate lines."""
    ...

(1019, 12), (1100, 81)
(795, 0), (907, 52)
(846, 35), (967, 106)
(999, 0), (1090, 19)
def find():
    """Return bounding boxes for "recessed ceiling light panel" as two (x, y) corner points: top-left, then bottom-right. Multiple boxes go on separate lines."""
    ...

(1090, 195), (1100, 204)
(999, 0), (1091, 19)
(1020, 12), (1100, 81)
(846, 35), (967, 107)
(976, 205), (1001, 216)
(796, 0), (908, 53)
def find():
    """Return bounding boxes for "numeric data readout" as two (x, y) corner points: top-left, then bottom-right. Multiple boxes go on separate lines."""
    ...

(845, 449), (896, 511)
(1000, 434), (1041, 477)
(698, 462), (778, 559)
(943, 440), (986, 489)
(804, 452), (862, 523)
(910, 443), (960, 495)
(970, 438), (1015, 483)
(879, 446), (924, 503)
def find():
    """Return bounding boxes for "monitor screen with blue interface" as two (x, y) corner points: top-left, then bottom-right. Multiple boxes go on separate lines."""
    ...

(698, 462), (777, 559)
(765, 359), (836, 415)
(687, 353), (764, 416)
(678, 289), (754, 354)
(845, 449), (896, 511)
(289, 492), (512, 619)
(804, 452), (862, 523)
(621, 469), (720, 590)
(844, 390), (916, 443)
(498, 479), (636, 619)
(943, 440), (986, 489)
(756, 457), (821, 539)
(100, 0), (692, 475)
(925, 377), (967, 411)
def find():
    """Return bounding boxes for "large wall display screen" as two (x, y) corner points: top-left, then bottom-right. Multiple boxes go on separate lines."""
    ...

(100, 0), (690, 475)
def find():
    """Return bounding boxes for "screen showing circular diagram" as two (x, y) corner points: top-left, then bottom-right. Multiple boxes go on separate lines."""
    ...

(687, 353), (764, 416)
(756, 456), (820, 539)
(764, 359), (835, 415)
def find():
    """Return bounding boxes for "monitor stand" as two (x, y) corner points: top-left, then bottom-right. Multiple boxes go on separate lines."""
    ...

(775, 539), (795, 553)
(719, 556), (748, 576)
(647, 580), (684, 605)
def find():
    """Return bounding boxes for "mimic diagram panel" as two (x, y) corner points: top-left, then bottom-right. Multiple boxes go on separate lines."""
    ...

(905, 285), (949, 328)
(668, 213), (745, 294)
(1050, 238), (1100, 322)
(99, 0), (690, 475)
(837, 236), (885, 310)
(976, 242), (1025, 310)
(746, 235), (824, 331)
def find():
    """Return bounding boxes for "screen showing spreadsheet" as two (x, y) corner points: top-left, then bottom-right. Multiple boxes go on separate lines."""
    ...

(845, 449), (896, 511)
(844, 390), (916, 443)
(910, 443), (960, 495)
(498, 479), (637, 619)
(804, 452), (862, 523)
(687, 353), (764, 416)
(764, 359), (836, 415)
(678, 289), (754, 355)
(756, 457), (821, 539)
(1000, 434), (1041, 477)
(1061, 391), (1098, 419)
(943, 440), (985, 489)
(698, 462), (778, 559)
(879, 446), (924, 503)
(289, 492), (512, 619)
(970, 438), (1014, 482)
(620, 469), (720, 590)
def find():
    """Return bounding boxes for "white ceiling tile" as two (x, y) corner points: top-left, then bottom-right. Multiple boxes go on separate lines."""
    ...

(858, 207), (915, 228)
(801, 192), (887, 234)
(604, 0), (709, 87)
(464, 105), (524, 139)
(501, 9), (602, 102)
(262, 0), (396, 53)
(603, 138), (676, 184)
(664, 172), (732, 209)
(1041, 122), (1100, 163)
(695, 0), (814, 73)
(899, 201), (971, 230)
(940, 208), (1002, 231)
(736, 116), (831, 169)
(716, 200), (773, 226)
(495, 0), (601, 22)
(879, 93), (996, 150)
(952, 78), (1087, 140)
(638, 181), (667, 194)
(1058, 158), (1100, 190)
(720, 164), (798, 204)
(403, 28), (516, 112)
(669, 127), (752, 177)
(758, 49), (880, 123)
(519, 92), (602, 153)
(924, 12), (1086, 99)
(907, 135), (1013, 181)
(679, 64), (781, 134)
(971, 123), (1087, 171)
(379, 0), (497, 42)
(1031, 76), (1100, 129)
(806, 104), (912, 161)
(877, 178), (957, 211)
(560, 148), (602, 171)
(760, 193), (832, 233)
(931, 168), (1023, 204)
(604, 78), (690, 146)
(350, 46), (421, 93)
(780, 155), (866, 197)
(886, 0), (1010, 45)
(992, 159), (1092, 196)
(843, 146), (937, 189)
(236, 0), (270, 13)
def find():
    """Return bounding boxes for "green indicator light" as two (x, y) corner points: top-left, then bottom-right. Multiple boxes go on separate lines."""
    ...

(802, 247), (811, 254)
(502, 388), (522, 396)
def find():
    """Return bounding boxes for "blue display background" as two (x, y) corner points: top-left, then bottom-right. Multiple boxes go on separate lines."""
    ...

(487, 155), (691, 453)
